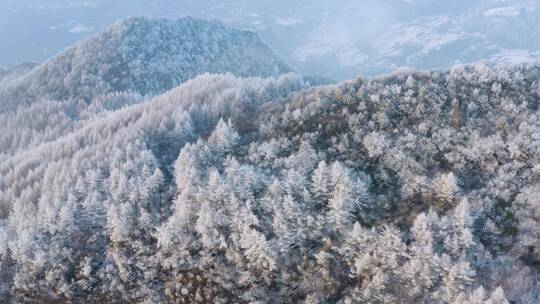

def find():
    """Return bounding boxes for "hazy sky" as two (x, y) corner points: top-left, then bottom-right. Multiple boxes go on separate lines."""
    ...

(2, 0), (539, 79)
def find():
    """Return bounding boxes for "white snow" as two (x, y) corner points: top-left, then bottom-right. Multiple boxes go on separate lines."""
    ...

(294, 41), (367, 66)
(490, 49), (540, 63)
(421, 33), (461, 53)
(376, 16), (461, 56)
(34, 1), (97, 10)
(275, 16), (302, 26)
(68, 25), (94, 34)
(483, 6), (520, 18)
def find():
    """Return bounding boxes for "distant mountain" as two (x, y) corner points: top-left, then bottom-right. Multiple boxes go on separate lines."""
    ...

(1, 0), (540, 80)
(261, 0), (540, 78)
(358, 2), (540, 76)
(0, 17), (291, 112)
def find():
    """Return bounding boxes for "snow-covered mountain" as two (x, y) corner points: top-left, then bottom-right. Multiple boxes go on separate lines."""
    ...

(364, 1), (540, 75)
(0, 4), (539, 303)
(0, 17), (291, 112)
(1, 0), (540, 80)
(260, 0), (540, 78)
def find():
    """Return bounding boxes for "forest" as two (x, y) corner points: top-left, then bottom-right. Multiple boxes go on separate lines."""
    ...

(0, 17), (539, 304)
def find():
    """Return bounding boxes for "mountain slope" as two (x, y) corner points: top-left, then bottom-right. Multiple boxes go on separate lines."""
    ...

(0, 17), (291, 112)
(0, 63), (539, 303)
(0, 62), (38, 86)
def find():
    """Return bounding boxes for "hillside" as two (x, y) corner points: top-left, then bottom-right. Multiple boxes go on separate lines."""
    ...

(0, 17), (291, 112)
(0, 62), (38, 87)
(0, 17), (293, 157)
(0, 63), (538, 303)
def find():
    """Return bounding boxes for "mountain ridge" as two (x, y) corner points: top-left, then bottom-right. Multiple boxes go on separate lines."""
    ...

(0, 16), (292, 112)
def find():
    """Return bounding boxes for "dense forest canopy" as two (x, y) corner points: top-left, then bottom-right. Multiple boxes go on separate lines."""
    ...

(0, 16), (539, 304)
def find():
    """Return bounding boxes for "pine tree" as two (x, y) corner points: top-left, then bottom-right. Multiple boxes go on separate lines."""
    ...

(439, 254), (476, 303)
(327, 180), (355, 234)
(312, 160), (331, 208)
(487, 287), (509, 304)
(402, 212), (440, 301)
(208, 118), (239, 160)
(467, 286), (487, 304)
(434, 172), (460, 207)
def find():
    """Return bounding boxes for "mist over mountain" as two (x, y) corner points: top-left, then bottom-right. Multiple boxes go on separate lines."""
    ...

(1, 0), (540, 79)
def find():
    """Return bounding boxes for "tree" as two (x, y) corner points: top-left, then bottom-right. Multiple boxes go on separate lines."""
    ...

(326, 180), (355, 234)
(434, 172), (461, 207)
(326, 162), (369, 233)
(444, 199), (475, 258)
(195, 169), (229, 253)
(362, 131), (387, 159)
(239, 224), (276, 283)
(208, 118), (239, 160)
(402, 213), (440, 301)
(486, 287), (509, 304)
(439, 255), (476, 303)
(312, 161), (331, 208)
(467, 286), (487, 304)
